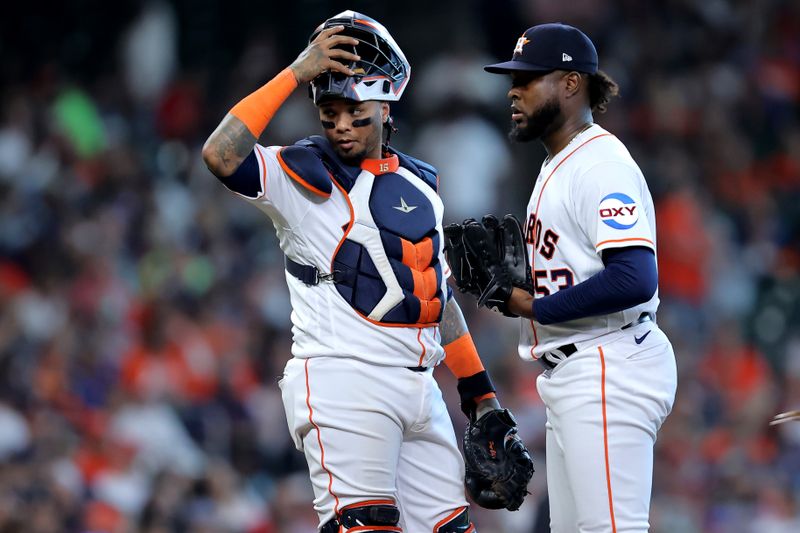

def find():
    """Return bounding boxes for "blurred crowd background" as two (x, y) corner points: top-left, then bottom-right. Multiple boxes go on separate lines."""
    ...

(1, 0), (799, 531)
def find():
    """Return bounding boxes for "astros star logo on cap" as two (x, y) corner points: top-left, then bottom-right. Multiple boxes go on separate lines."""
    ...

(513, 36), (530, 55)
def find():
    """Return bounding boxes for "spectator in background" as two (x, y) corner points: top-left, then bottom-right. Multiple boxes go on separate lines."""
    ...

(411, 53), (512, 222)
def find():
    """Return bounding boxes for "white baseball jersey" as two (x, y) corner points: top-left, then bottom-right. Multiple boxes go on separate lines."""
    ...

(223, 143), (449, 369)
(221, 141), (471, 531)
(518, 124), (659, 360)
(518, 124), (677, 532)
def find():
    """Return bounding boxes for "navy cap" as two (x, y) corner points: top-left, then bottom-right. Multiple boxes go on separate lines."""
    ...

(484, 23), (598, 75)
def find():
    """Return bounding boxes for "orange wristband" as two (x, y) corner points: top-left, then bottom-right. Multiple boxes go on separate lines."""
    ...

(443, 333), (484, 378)
(445, 333), (497, 404)
(229, 68), (298, 138)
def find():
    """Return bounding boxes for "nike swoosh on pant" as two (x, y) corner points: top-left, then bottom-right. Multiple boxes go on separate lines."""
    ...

(634, 331), (651, 344)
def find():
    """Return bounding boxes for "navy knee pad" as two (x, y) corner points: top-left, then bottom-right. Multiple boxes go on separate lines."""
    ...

(321, 501), (401, 532)
(435, 506), (475, 532)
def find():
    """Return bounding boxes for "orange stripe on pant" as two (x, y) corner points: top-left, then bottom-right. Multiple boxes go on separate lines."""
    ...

(598, 346), (618, 533)
(304, 359), (341, 516)
(416, 329), (427, 366)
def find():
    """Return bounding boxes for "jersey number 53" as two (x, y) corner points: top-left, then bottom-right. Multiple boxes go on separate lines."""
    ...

(533, 268), (574, 296)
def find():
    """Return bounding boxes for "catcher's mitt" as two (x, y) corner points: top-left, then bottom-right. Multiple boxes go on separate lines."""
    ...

(463, 408), (534, 511)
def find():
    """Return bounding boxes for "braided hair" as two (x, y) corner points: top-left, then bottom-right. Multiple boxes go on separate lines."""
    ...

(587, 70), (619, 113)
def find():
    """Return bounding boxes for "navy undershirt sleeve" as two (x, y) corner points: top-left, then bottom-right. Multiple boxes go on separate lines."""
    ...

(532, 246), (657, 325)
(216, 150), (262, 198)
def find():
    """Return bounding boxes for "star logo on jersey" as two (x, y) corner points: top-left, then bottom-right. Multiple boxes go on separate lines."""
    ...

(393, 197), (417, 213)
(514, 36), (530, 55)
(598, 192), (640, 229)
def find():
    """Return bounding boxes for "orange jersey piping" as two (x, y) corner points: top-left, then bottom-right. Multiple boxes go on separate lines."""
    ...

(276, 148), (331, 198)
(528, 133), (613, 358)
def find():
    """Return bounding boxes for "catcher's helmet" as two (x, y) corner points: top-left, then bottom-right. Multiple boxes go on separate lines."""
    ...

(309, 11), (410, 104)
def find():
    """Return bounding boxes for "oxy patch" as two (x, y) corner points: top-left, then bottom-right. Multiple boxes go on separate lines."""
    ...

(598, 192), (639, 230)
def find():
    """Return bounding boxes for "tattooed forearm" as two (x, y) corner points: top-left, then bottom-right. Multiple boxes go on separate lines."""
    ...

(213, 117), (253, 166)
(440, 297), (470, 346)
(202, 114), (257, 177)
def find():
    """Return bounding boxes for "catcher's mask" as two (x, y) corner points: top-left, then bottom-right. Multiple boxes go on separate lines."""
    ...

(308, 10), (410, 105)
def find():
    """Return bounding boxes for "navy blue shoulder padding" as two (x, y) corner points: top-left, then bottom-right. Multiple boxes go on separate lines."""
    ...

(296, 135), (362, 192)
(298, 136), (439, 193)
(217, 150), (262, 198)
(388, 147), (439, 192)
(277, 145), (332, 198)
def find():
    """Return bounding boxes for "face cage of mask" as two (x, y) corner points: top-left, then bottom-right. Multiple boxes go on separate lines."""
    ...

(309, 26), (407, 103)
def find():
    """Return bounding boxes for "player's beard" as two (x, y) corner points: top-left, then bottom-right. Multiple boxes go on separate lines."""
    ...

(335, 144), (369, 166)
(509, 98), (562, 143)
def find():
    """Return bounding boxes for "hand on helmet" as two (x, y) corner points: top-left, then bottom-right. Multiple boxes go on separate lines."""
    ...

(290, 26), (361, 84)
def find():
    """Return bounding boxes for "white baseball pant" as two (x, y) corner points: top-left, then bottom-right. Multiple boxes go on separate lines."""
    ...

(537, 322), (677, 532)
(280, 356), (470, 531)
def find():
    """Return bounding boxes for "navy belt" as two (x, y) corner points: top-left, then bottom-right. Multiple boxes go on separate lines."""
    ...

(539, 313), (654, 370)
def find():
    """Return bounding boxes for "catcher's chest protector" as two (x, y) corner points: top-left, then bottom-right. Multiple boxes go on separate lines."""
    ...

(289, 136), (446, 326)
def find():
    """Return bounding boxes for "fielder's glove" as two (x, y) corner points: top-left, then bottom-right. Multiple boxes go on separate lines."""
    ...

(443, 219), (491, 298)
(461, 214), (532, 315)
(463, 408), (534, 511)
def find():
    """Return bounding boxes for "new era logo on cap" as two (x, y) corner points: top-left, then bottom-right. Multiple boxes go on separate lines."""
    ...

(562, 53), (572, 62)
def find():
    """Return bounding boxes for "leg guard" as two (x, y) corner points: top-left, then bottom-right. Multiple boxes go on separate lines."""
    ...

(435, 506), (475, 532)
(320, 500), (402, 532)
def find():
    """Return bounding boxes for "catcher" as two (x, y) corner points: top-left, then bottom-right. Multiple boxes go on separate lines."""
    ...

(202, 10), (533, 531)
